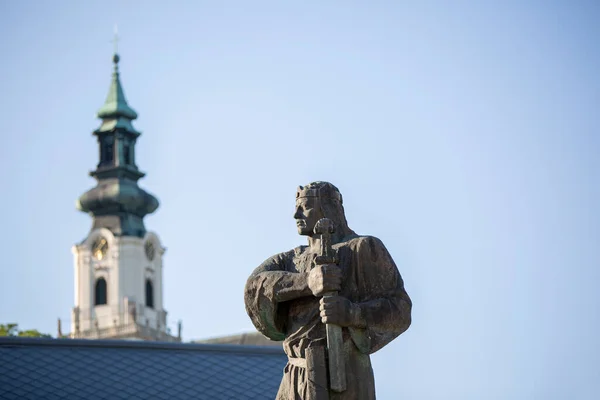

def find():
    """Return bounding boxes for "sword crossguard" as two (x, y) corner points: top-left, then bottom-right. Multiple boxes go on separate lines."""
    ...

(315, 254), (338, 265)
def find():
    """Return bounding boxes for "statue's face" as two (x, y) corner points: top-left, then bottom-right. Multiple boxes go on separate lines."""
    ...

(294, 197), (324, 236)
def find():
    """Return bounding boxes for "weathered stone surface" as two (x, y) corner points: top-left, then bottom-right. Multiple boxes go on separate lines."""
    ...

(244, 182), (412, 399)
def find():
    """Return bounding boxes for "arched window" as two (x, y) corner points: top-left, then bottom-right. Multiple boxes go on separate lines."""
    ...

(95, 278), (107, 306)
(102, 141), (114, 164)
(123, 143), (131, 165)
(145, 279), (154, 309)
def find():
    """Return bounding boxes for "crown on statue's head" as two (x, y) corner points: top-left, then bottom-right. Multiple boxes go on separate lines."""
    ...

(296, 181), (343, 204)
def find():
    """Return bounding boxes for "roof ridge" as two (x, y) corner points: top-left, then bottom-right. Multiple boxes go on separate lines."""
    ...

(0, 337), (285, 355)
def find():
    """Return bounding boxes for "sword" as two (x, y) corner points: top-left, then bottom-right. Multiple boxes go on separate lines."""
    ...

(314, 218), (346, 393)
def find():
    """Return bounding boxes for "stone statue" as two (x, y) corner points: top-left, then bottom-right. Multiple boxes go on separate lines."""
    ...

(244, 182), (412, 399)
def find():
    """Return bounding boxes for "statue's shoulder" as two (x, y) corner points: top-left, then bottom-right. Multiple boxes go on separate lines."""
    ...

(341, 234), (383, 245)
(269, 248), (299, 262)
(340, 235), (386, 251)
(261, 246), (309, 267)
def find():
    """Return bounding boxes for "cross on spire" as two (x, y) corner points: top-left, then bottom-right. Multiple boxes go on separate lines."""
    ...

(111, 24), (120, 55)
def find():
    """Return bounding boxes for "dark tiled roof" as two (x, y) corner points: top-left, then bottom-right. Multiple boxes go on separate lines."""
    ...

(0, 337), (286, 400)
(193, 331), (283, 347)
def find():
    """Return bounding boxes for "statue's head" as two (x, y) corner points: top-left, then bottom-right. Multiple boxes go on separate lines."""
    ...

(294, 181), (355, 239)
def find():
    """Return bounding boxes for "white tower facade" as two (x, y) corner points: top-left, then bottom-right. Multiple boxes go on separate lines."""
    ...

(70, 229), (176, 341)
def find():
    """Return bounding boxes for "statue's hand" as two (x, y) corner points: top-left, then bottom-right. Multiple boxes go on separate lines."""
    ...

(319, 296), (364, 328)
(308, 264), (342, 297)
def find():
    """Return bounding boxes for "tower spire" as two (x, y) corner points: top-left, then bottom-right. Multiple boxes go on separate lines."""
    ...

(96, 52), (137, 120)
(76, 44), (159, 238)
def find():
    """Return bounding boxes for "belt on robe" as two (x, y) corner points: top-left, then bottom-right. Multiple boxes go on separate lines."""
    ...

(287, 357), (307, 368)
(285, 347), (329, 400)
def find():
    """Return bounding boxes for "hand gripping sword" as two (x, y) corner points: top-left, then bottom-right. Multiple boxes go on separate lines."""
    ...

(314, 218), (347, 393)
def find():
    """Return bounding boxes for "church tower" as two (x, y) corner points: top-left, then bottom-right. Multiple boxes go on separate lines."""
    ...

(70, 52), (179, 342)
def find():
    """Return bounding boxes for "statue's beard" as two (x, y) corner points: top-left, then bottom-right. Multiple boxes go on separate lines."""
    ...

(296, 220), (313, 236)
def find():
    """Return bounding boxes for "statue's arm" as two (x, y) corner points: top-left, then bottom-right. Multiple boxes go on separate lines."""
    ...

(247, 252), (312, 302)
(272, 272), (313, 301)
(349, 237), (412, 354)
(244, 251), (311, 340)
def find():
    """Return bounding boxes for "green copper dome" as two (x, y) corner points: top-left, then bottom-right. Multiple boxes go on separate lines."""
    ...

(76, 179), (159, 217)
(96, 54), (138, 120)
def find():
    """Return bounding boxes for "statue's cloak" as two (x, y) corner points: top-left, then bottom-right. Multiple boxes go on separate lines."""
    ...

(245, 235), (412, 400)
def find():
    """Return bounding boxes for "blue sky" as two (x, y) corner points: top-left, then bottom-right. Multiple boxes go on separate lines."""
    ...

(1, 1), (599, 398)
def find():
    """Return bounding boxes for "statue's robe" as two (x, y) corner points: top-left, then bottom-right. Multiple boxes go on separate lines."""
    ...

(244, 235), (412, 400)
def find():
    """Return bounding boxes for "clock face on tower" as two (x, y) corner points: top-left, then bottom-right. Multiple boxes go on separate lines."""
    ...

(92, 237), (109, 260)
(145, 241), (155, 261)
